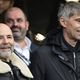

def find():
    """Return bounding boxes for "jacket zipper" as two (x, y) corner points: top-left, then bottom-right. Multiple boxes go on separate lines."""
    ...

(73, 52), (76, 70)
(73, 52), (77, 80)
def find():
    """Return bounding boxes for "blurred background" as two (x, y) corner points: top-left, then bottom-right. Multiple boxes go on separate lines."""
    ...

(13, 0), (80, 45)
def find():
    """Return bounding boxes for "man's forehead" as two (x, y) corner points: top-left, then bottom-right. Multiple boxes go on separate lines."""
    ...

(7, 7), (23, 14)
(70, 14), (80, 19)
(6, 7), (26, 17)
(0, 23), (12, 34)
(0, 23), (9, 28)
(0, 30), (12, 36)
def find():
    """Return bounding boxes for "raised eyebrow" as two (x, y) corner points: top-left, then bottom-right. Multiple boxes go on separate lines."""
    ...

(75, 18), (80, 21)
(5, 18), (13, 22)
(0, 35), (12, 38)
(7, 35), (13, 37)
(0, 35), (3, 38)
(17, 18), (23, 20)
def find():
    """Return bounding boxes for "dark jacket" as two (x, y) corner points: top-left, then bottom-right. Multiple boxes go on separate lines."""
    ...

(0, 53), (33, 80)
(30, 31), (80, 80)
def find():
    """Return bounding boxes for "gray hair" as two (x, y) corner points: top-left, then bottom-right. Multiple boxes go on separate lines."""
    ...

(58, 1), (80, 20)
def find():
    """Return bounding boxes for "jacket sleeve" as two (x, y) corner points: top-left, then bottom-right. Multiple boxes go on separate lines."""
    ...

(30, 50), (45, 80)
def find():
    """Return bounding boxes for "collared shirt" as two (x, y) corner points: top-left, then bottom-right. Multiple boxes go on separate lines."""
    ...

(14, 37), (31, 65)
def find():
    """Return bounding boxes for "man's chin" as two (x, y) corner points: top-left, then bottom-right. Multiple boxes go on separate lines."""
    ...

(13, 34), (21, 38)
(0, 51), (12, 59)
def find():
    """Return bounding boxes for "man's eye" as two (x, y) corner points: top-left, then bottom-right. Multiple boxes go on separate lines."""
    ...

(7, 36), (13, 39)
(75, 19), (80, 22)
(17, 19), (23, 22)
(6, 19), (13, 23)
(77, 20), (80, 22)
(7, 35), (13, 39)
(0, 37), (3, 39)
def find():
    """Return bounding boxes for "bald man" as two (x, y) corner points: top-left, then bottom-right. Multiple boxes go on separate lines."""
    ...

(4, 7), (38, 66)
(0, 23), (33, 80)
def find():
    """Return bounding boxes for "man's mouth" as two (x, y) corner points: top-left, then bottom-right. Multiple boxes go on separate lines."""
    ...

(12, 29), (19, 32)
(0, 48), (11, 52)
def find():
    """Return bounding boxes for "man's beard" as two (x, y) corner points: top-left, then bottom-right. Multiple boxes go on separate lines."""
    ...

(0, 46), (14, 59)
(11, 26), (27, 41)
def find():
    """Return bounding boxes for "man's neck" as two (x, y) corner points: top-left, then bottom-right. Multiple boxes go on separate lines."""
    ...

(63, 32), (77, 47)
(15, 39), (27, 48)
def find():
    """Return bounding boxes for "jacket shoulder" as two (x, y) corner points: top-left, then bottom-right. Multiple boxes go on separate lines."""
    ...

(30, 43), (39, 52)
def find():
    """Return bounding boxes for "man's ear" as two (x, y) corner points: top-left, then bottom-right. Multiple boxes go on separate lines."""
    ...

(26, 21), (29, 31)
(59, 17), (67, 28)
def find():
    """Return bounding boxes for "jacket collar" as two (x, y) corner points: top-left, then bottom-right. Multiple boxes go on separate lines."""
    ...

(0, 53), (33, 78)
(50, 31), (80, 61)
(49, 31), (71, 61)
(0, 60), (12, 73)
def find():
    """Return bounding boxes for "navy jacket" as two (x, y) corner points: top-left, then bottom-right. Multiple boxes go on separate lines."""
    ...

(30, 31), (80, 80)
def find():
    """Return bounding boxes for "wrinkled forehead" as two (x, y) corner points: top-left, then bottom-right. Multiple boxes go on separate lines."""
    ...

(5, 7), (26, 19)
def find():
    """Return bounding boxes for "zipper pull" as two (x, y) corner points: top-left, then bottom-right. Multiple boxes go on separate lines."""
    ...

(73, 52), (76, 70)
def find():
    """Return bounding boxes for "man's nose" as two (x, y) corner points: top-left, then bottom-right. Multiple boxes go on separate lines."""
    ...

(13, 21), (18, 26)
(3, 37), (8, 43)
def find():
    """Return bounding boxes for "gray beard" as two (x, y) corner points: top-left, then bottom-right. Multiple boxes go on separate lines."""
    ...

(0, 47), (14, 59)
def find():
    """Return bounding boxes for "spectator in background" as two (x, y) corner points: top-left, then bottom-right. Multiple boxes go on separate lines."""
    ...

(30, 1), (80, 80)
(4, 7), (38, 66)
(0, 0), (14, 22)
(0, 23), (33, 80)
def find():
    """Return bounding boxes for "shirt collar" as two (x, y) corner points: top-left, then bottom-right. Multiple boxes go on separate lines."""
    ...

(14, 37), (31, 50)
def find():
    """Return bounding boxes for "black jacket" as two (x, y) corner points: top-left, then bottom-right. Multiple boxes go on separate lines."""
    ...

(0, 53), (33, 80)
(30, 31), (80, 80)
